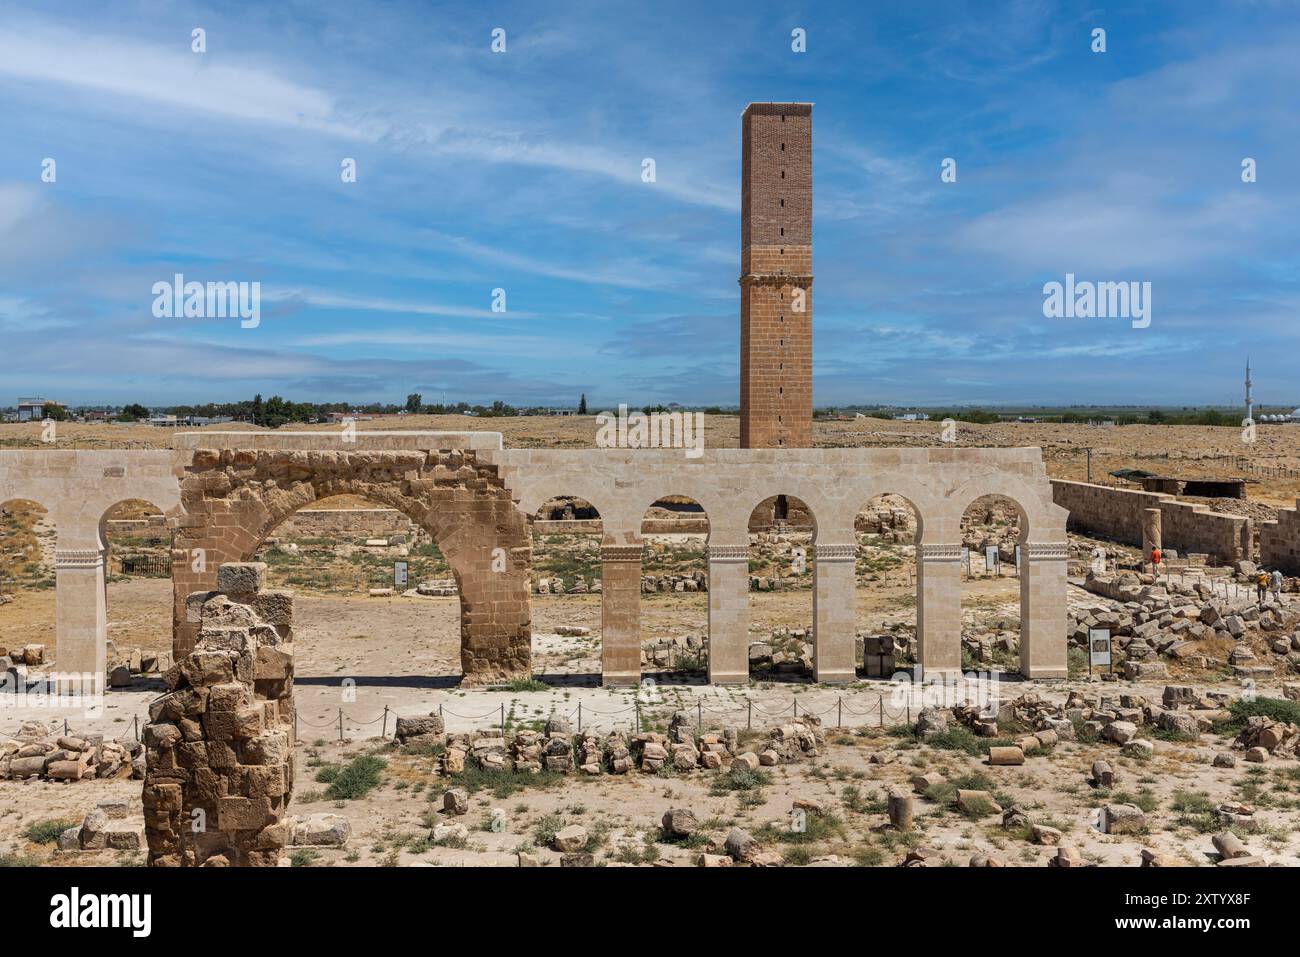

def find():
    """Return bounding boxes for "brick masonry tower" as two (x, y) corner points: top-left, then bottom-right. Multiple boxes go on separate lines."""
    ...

(740, 102), (812, 449)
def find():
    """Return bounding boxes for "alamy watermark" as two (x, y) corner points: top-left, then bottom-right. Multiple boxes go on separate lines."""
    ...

(1042, 273), (1150, 329)
(152, 273), (261, 328)
(596, 404), (704, 459)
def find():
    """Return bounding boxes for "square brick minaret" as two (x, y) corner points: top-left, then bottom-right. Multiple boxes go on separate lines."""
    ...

(740, 102), (812, 449)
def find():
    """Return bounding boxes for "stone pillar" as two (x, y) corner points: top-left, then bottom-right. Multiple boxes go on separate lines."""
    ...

(144, 562), (295, 867)
(916, 543), (962, 675)
(707, 544), (749, 684)
(1020, 542), (1069, 678)
(1141, 507), (1162, 559)
(600, 544), (642, 686)
(812, 543), (856, 683)
(54, 545), (108, 683)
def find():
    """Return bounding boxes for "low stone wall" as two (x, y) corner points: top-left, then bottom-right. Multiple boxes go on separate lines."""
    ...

(534, 519), (604, 535)
(275, 507), (415, 541)
(1260, 501), (1300, 574)
(1051, 480), (1250, 563)
(105, 516), (168, 537)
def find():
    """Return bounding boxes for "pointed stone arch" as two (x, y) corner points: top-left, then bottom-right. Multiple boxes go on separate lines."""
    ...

(170, 448), (531, 684)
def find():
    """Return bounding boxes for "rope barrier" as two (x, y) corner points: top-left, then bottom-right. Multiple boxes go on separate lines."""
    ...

(439, 707), (505, 720)
(1, 688), (932, 744)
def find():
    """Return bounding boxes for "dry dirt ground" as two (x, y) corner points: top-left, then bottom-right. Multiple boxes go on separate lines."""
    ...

(6, 673), (1300, 869)
(4, 572), (1300, 868)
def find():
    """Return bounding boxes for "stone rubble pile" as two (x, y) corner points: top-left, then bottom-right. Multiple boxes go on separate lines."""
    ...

(433, 711), (823, 779)
(1232, 716), (1300, 760)
(643, 570), (707, 594)
(1074, 571), (1300, 677)
(534, 576), (602, 595)
(57, 799), (145, 852)
(641, 633), (706, 668)
(0, 720), (142, 782)
(0, 643), (45, 670)
(915, 685), (1264, 759)
(106, 642), (173, 688)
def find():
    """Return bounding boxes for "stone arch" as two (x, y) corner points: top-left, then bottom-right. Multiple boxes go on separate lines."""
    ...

(100, 497), (173, 676)
(957, 492), (1030, 674)
(851, 492), (924, 676)
(171, 448), (531, 685)
(639, 494), (710, 676)
(746, 493), (816, 680)
(0, 498), (57, 658)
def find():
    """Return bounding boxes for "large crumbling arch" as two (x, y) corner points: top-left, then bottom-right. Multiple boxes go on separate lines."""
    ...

(170, 448), (531, 684)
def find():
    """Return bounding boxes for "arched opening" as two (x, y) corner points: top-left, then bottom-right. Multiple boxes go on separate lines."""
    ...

(0, 499), (55, 666)
(529, 496), (602, 682)
(746, 493), (815, 681)
(251, 492), (461, 683)
(172, 448), (532, 686)
(959, 494), (1028, 674)
(100, 499), (172, 684)
(853, 494), (921, 678)
(639, 496), (709, 680)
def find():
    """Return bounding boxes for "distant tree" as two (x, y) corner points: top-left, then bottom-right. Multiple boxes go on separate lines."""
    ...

(119, 403), (151, 421)
(1148, 409), (1165, 423)
(41, 403), (69, 421)
(405, 393), (422, 413)
(578, 393), (587, 415)
(252, 393), (264, 427)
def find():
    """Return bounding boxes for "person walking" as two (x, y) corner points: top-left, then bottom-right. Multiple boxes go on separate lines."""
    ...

(1270, 568), (1283, 602)
(1256, 570), (1269, 604)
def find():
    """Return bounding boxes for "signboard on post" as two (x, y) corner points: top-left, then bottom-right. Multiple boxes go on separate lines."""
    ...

(961, 547), (970, 578)
(1088, 627), (1112, 674)
(1014, 544), (1022, 575)
(984, 545), (999, 576)
(393, 561), (409, 589)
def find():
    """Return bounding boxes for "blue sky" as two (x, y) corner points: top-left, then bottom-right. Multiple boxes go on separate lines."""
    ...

(0, 0), (1296, 408)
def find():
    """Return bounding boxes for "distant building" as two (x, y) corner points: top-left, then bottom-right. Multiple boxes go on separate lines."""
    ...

(17, 397), (55, 421)
(893, 412), (930, 421)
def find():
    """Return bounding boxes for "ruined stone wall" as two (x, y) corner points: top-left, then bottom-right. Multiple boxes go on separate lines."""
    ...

(143, 563), (294, 866)
(1260, 501), (1300, 574)
(171, 448), (531, 683)
(1051, 480), (1249, 563)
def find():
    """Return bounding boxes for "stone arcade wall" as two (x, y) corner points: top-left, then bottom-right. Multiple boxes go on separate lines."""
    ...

(0, 433), (1070, 689)
(170, 445), (532, 684)
(1260, 501), (1300, 574)
(494, 446), (1071, 683)
(143, 563), (294, 867)
(1051, 480), (1249, 563)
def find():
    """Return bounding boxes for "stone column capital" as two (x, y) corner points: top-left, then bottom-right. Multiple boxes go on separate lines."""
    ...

(600, 544), (643, 563)
(1023, 542), (1069, 563)
(55, 547), (106, 570)
(917, 543), (962, 563)
(707, 544), (748, 564)
(812, 543), (855, 563)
